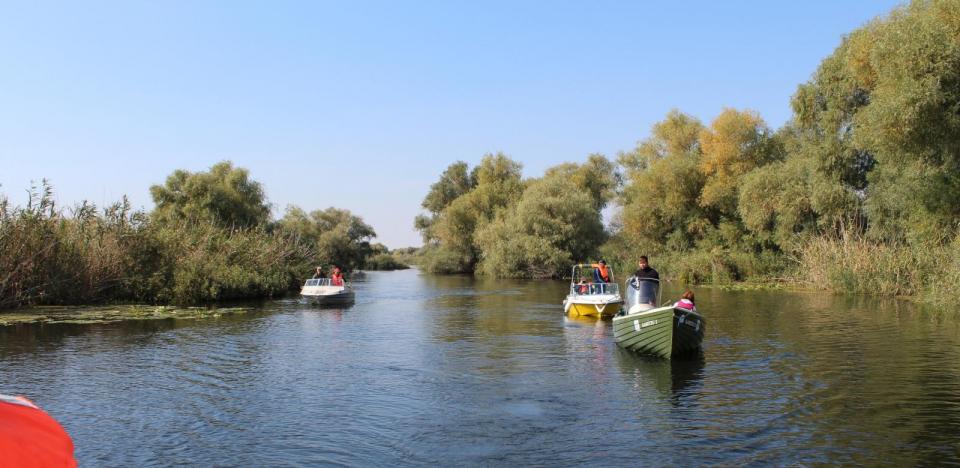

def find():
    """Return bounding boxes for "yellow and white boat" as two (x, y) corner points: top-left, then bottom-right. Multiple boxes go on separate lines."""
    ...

(562, 263), (623, 317)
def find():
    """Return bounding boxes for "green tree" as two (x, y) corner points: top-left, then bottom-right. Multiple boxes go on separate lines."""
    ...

(476, 158), (613, 278)
(698, 108), (779, 218)
(424, 153), (524, 273)
(790, 0), (960, 243)
(618, 111), (706, 251)
(415, 161), (475, 243)
(149, 161), (271, 228)
(279, 206), (376, 272)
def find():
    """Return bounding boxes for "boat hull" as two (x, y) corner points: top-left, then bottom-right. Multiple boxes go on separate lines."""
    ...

(564, 296), (623, 317)
(300, 284), (355, 304)
(301, 291), (355, 305)
(613, 306), (705, 358)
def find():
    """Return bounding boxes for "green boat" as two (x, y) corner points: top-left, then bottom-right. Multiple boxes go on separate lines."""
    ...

(612, 278), (705, 358)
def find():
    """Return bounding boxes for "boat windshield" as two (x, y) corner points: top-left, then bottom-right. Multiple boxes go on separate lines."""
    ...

(569, 282), (620, 296)
(625, 277), (659, 308)
(304, 278), (333, 287)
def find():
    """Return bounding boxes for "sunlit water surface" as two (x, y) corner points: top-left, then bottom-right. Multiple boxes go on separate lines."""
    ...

(2, 269), (959, 465)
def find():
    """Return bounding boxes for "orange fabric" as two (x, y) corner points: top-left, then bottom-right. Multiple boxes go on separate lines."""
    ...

(591, 263), (610, 282)
(0, 399), (77, 468)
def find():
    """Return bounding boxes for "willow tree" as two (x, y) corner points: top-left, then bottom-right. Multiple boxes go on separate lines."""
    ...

(698, 108), (779, 218)
(790, 0), (960, 244)
(617, 110), (706, 252)
(476, 156), (617, 278)
(150, 161), (270, 228)
(418, 153), (524, 273)
(414, 161), (475, 243)
(279, 206), (376, 272)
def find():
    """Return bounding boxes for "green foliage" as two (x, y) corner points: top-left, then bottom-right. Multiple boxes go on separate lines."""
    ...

(361, 243), (410, 270)
(791, 0), (960, 243)
(422, 153), (525, 273)
(698, 108), (779, 217)
(363, 253), (410, 271)
(418, 245), (473, 274)
(278, 206), (376, 272)
(0, 181), (311, 308)
(475, 171), (607, 278)
(417, 153), (617, 278)
(143, 220), (311, 304)
(618, 110), (707, 251)
(149, 161), (271, 228)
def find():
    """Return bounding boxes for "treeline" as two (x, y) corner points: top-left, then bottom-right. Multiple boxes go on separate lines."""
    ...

(414, 153), (617, 278)
(416, 1), (960, 302)
(0, 162), (406, 309)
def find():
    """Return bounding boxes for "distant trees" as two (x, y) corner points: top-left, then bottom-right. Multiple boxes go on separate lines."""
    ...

(150, 161), (271, 228)
(277, 206), (376, 272)
(416, 152), (618, 277)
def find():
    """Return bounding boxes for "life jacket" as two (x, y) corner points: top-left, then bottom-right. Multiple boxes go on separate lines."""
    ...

(593, 264), (610, 282)
(675, 298), (695, 311)
(0, 395), (77, 468)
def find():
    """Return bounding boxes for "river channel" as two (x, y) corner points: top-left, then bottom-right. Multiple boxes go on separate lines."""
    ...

(2, 268), (959, 465)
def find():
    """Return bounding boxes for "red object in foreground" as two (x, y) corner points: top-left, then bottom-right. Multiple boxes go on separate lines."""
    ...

(0, 395), (77, 468)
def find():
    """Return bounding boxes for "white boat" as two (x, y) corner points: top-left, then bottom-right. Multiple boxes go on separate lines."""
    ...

(562, 263), (623, 317)
(300, 278), (355, 304)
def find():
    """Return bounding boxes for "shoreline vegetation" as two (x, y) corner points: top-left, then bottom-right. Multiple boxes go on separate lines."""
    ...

(0, 163), (408, 312)
(2, 1), (958, 314)
(413, 1), (960, 306)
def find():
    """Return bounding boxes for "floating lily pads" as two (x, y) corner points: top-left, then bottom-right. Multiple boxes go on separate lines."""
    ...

(0, 305), (251, 326)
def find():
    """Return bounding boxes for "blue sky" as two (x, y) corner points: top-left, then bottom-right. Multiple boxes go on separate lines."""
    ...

(0, 1), (901, 247)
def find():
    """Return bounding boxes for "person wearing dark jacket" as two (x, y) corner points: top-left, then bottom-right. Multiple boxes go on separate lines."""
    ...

(633, 255), (659, 280)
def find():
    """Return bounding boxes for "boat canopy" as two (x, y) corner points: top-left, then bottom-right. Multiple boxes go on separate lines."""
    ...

(625, 277), (660, 308)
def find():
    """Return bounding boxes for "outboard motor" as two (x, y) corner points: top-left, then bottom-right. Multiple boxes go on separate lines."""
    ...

(625, 277), (660, 314)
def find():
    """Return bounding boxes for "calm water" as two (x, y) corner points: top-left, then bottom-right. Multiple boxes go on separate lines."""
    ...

(2, 269), (959, 466)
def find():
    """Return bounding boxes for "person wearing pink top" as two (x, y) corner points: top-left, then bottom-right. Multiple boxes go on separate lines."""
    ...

(674, 290), (697, 312)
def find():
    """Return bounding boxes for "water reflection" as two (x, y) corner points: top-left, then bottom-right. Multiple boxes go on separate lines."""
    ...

(615, 349), (705, 402)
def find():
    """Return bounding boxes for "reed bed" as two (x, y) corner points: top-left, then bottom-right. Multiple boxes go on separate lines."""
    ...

(0, 183), (313, 309)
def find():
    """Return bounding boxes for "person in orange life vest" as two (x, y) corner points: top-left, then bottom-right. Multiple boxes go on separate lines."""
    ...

(590, 259), (610, 283)
(0, 394), (77, 468)
(674, 290), (697, 312)
(331, 265), (344, 286)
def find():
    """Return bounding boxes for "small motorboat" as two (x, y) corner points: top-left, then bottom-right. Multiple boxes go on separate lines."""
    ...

(300, 278), (355, 304)
(612, 277), (704, 358)
(562, 263), (623, 317)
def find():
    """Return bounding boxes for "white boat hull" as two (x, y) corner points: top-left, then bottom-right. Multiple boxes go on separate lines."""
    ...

(300, 284), (355, 304)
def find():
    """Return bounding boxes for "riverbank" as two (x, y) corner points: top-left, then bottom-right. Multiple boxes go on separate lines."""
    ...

(602, 231), (960, 307)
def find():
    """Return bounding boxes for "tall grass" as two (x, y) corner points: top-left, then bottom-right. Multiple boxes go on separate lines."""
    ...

(0, 182), (313, 309)
(792, 227), (960, 305)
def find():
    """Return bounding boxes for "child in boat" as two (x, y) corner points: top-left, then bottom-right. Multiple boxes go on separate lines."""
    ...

(674, 290), (696, 312)
(576, 277), (589, 294)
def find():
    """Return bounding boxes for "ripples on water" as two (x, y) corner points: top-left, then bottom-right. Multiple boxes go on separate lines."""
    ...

(1, 269), (959, 466)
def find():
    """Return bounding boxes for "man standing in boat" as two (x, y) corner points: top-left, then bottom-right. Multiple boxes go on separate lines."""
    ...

(631, 255), (660, 307)
(590, 259), (611, 283)
(312, 266), (327, 279)
(633, 256), (659, 281)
